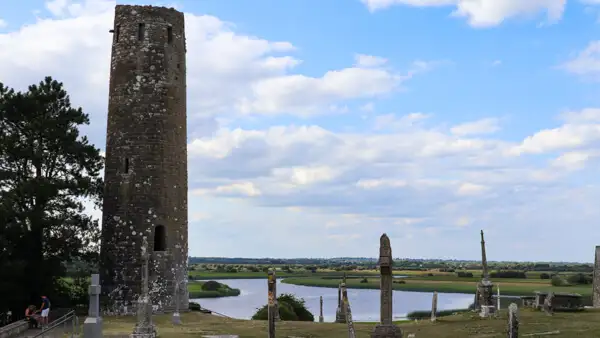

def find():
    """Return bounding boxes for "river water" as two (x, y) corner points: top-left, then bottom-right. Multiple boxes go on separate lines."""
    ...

(191, 279), (474, 322)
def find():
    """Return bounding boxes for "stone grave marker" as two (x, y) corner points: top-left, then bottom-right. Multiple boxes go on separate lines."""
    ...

(430, 291), (437, 322)
(371, 234), (403, 338)
(319, 296), (324, 323)
(83, 273), (103, 338)
(594, 246), (600, 307)
(267, 269), (276, 338)
(131, 238), (157, 338)
(341, 283), (356, 338)
(507, 303), (519, 338)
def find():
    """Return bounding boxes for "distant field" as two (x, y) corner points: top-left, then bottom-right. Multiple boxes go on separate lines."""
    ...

(281, 277), (593, 297)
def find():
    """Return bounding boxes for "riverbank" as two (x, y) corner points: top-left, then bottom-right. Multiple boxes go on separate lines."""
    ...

(281, 277), (592, 297)
(101, 308), (600, 337)
(188, 281), (241, 298)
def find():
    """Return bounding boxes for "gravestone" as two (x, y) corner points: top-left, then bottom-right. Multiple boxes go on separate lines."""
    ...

(477, 230), (495, 318)
(335, 282), (346, 323)
(83, 274), (103, 338)
(371, 234), (403, 338)
(507, 303), (519, 338)
(131, 238), (157, 338)
(497, 284), (501, 311)
(272, 270), (280, 321)
(267, 270), (276, 338)
(172, 274), (185, 325)
(341, 283), (356, 338)
(430, 291), (437, 322)
(319, 296), (324, 323)
(543, 292), (554, 316)
(594, 246), (600, 307)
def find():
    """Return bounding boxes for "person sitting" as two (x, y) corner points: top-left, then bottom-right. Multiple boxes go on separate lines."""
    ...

(25, 305), (39, 329)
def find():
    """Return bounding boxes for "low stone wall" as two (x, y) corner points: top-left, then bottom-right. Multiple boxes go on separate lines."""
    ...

(533, 292), (584, 311)
(0, 320), (29, 338)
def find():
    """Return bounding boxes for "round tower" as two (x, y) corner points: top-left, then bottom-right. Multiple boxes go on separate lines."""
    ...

(100, 5), (188, 313)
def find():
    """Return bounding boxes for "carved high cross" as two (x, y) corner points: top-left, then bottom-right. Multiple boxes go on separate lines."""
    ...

(480, 230), (489, 281)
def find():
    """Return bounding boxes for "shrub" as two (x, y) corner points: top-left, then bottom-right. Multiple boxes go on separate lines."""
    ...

(457, 271), (473, 278)
(489, 270), (527, 279)
(393, 280), (406, 284)
(540, 273), (550, 280)
(201, 281), (222, 291)
(251, 293), (314, 321)
(566, 273), (592, 285)
(551, 275), (569, 286)
(189, 302), (201, 311)
(360, 278), (368, 283)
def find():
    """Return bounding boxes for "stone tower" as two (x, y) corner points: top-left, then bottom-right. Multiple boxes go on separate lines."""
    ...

(99, 4), (188, 313)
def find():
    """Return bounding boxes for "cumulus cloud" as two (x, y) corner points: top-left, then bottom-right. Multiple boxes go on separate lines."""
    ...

(361, 0), (566, 27)
(3, 0), (600, 260)
(561, 41), (600, 79)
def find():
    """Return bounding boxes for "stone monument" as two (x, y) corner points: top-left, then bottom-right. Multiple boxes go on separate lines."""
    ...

(543, 292), (554, 316)
(335, 282), (346, 323)
(477, 230), (495, 318)
(507, 303), (519, 338)
(431, 291), (438, 322)
(267, 270), (276, 338)
(100, 4), (189, 313)
(594, 246), (600, 307)
(371, 234), (403, 338)
(341, 283), (356, 338)
(319, 296), (324, 323)
(131, 239), (157, 338)
(497, 284), (501, 311)
(172, 273), (185, 325)
(83, 274), (103, 338)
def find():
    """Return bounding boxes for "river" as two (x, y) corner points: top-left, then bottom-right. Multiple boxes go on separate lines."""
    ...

(190, 279), (474, 322)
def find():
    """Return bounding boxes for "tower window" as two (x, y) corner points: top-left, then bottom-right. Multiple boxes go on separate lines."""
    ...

(123, 158), (130, 174)
(138, 23), (145, 41)
(154, 225), (166, 252)
(115, 25), (120, 42)
(167, 26), (173, 43)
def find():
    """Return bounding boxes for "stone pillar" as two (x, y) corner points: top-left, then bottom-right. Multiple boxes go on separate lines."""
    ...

(272, 270), (280, 321)
(593, 246), (600, 307)
(341, 283), (356, 338)
(172, 276), (183, 325)
(477, 230), (495, 318)
(131, 239), (157, 338)
(83, 274), (103, 338)
(335, 283), (346, 323)
(497, 284), (501, 311)
(430, 291), (437, 322)
(371, 234), (402, 338)
(319, 296), (324, 323)
(267, 270), (276, 338)
(507, 303), (519, 338)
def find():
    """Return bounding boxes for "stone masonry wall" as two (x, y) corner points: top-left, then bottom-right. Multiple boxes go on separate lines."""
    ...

(594, 246), (600, 307)
(99, 5), (188, 313)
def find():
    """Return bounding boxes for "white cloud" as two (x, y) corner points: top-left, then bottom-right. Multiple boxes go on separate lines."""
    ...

(451, 118), (500, 136)
(361, 0), (566, 27)
(562, 41), (600, 78)
(0, 19), (7, 28)
(355, 54), (388, 68)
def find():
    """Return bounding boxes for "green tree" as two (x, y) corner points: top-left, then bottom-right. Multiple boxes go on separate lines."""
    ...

(0, 77), (103, 314)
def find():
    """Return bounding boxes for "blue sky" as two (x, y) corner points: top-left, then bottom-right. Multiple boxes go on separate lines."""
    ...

(2, 0), (600, 262)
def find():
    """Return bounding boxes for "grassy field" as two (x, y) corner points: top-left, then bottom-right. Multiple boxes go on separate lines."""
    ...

(282, 277), (593, 297)
(101, 308), (600, 337)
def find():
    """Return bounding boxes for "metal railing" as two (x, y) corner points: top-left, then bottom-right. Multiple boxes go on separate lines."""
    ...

(31, 309), (79, 338)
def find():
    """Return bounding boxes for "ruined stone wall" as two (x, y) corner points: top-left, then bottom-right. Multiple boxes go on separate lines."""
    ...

(594, 246), (600, 307)
(99, 5), (188, 312)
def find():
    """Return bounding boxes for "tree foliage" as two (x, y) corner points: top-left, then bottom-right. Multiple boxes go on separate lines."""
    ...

(0, 77), (103, 314)
(251, 293), (314, 322)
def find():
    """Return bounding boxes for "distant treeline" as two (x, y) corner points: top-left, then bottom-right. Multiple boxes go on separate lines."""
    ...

(189, 257), (593, 273)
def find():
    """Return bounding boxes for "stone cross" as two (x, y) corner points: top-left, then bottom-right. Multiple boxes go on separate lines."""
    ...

(507, 303), (519, 338)
(319, 296), (324, 323)
(477, 230), (495, 318)
(83, 274), (103, 338)
(341, 283), (356, 338)
(131, 238), (157, 338)
(430, 291), (437, 322)
(273, 270), (280, 321)
(593, 246), (600, 307)
(267, 269), (276, 338)
(172, 273), (185, 325)
(371, 233), (402, 338)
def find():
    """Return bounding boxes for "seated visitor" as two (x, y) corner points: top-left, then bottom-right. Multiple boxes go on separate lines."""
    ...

(24, 305), (39, 329)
